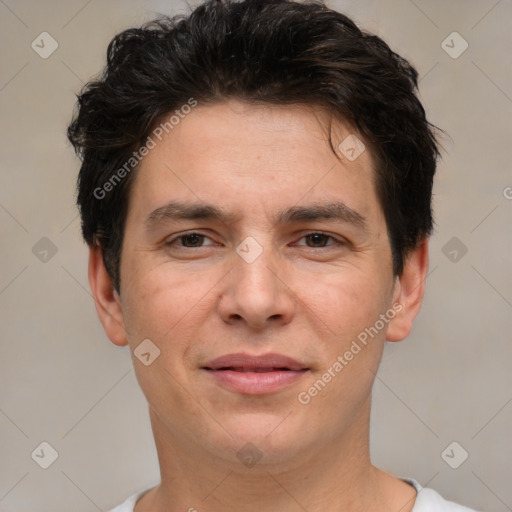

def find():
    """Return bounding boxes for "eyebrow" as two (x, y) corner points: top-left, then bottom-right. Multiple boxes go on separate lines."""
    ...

(144, 200), (368, 231)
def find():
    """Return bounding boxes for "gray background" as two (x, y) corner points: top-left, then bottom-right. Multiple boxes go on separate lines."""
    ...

(0, 0), (511, 510)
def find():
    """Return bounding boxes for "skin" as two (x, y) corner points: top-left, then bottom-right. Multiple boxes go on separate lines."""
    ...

(89, 99), (428, 512)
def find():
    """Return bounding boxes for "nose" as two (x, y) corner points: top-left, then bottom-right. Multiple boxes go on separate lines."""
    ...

(217, 238), (296, 331)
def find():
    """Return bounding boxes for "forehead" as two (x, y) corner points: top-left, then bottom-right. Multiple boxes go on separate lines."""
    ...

(127, 99), (380, 226)
(146, 100), (371, 163)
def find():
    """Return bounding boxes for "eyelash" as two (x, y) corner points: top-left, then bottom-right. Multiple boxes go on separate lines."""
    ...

(165, 231), (344, 250)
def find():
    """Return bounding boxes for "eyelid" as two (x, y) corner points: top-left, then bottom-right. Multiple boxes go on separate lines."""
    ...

(164, 230), (345, 248)
(165, 231), (217, 248)
(290, 230), (344, 247)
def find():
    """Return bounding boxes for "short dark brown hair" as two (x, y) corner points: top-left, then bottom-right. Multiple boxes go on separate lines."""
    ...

(67, 0), (444, 293)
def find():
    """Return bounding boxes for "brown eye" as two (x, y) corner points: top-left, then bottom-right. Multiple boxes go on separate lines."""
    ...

(166, 232), (214, 248)
(180, 233), (205, 247)
(296, 232), (342, 248)
(305, 233), (331, 247)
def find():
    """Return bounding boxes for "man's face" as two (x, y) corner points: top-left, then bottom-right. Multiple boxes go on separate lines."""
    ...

(114, 100), (400, 467)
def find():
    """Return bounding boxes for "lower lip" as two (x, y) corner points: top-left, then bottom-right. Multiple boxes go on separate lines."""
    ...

(204, 369), (308, 395)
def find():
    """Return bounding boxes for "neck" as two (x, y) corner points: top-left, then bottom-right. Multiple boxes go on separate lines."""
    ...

(135, 395), (415, 512)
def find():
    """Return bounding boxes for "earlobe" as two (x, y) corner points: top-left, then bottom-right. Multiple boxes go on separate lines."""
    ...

(88, 245), (128, 346)
(386, 238), (429, 342)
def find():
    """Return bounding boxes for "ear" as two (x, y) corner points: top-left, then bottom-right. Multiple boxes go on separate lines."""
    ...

(386, 237), (429, 342)
(88, 244), (128, 346)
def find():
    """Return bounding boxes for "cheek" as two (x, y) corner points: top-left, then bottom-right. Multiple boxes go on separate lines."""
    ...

(297, 265), (390, 340)
(120, 257), (219, 345)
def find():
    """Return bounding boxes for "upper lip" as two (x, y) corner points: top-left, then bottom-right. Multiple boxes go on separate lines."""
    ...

(202, 353), (308, 371)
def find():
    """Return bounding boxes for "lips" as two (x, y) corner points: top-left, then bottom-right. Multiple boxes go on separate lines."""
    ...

(202, 353), (309, 394)
(202, 353), (308, 372)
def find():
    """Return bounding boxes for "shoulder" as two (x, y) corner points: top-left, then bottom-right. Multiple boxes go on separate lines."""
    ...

(106, 488), (150, 512)
(402, 477), (482, 512)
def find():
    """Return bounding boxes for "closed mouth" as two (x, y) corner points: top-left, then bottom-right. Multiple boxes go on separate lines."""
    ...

(206, 367), (303, 372)
(202, 352), (309, 372)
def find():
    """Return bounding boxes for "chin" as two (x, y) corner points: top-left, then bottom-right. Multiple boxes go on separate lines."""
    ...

(203, 412), (311, 469)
